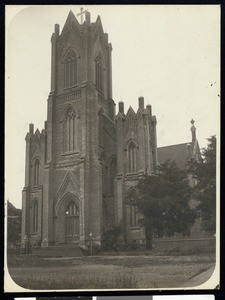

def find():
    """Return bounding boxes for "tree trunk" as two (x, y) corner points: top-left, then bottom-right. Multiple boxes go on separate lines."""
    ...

(145, 224), (153, 250)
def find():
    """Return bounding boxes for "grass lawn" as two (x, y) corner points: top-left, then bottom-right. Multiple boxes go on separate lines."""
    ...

(7, 252), (216, 290)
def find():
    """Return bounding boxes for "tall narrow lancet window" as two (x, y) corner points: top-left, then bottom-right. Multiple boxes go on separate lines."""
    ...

(65, 202), (79, 238)
(109, 157), (117, 195)
(64, 106), (77, 153)
(128, 205), (138, 227)
(95, 53), (103, 92)
(128, 142), (137, 172)
(33, 201), (38, 232)
(126, 189), (139, 227)
(64, 50), (77, 88)
(34, 159), (40, 186)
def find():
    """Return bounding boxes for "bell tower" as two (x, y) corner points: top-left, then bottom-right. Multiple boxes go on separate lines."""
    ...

(50, 9), (114, 117)
(42, 9), (115, 248)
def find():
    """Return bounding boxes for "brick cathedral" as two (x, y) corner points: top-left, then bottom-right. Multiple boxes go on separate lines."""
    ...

(21, 10), (158, 249)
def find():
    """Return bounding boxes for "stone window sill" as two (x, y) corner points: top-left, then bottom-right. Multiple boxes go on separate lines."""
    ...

(128, 226), (140, 230)
(61, 151), (79, 156)
(63, 85), (79, 91)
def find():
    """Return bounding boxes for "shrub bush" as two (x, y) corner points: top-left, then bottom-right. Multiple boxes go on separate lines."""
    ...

(101, 224), (122, 251)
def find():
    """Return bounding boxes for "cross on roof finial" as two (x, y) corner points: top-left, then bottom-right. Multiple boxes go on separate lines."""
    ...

(77, 7), (85, 24)
(191, 118), (195, 125)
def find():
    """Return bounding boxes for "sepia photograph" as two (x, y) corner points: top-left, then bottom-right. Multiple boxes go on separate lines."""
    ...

(5, 5), (220, 291)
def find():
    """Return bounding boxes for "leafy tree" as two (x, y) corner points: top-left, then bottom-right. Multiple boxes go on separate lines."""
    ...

(7, 201), (22, 247)
(188, 135), (216, 233)
(126, 160), (196, 250)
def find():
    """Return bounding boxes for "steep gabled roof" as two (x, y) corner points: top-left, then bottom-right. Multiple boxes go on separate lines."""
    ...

(115, 111), (125, 121)
(126, 106), (136, 118)
(34, 128), (40, 137)
(7, 201), (22, 216)
(61, 10), (81, 37)
(157, 142), (190, 170)
(93, 15), (104, 36)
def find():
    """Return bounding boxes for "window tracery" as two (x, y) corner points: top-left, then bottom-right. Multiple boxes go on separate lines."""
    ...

(33, 200), (38, 232)
(63, 106), (77, 153)
(95, 53), (103, 92)
(128, 142), (137, 172)
(65, 202), (79, 236)
(64, 50), (77, 88)
(34, 159), (40, 186)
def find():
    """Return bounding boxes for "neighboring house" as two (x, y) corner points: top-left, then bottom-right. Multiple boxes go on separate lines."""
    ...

(21, 10), (158, 249)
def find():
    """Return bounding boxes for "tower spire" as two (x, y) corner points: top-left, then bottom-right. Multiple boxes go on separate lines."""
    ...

(190, 119), (196, 142)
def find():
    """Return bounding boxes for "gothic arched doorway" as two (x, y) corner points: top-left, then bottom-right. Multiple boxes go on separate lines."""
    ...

(65, 201), (79, 243)
(54, 192), (80, 244)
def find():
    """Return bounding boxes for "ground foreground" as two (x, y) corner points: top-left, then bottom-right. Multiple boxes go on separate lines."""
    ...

(7, 253), (215, 290)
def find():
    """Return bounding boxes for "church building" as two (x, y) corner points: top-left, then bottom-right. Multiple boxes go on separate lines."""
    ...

(21, 10), (158, 249)
(158, 119), (202, 171)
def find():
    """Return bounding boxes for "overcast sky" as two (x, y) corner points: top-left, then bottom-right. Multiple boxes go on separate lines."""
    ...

(5, 5), (220, 208)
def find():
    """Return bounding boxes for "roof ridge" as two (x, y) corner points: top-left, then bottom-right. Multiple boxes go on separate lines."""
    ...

(158, 142), (191, 149)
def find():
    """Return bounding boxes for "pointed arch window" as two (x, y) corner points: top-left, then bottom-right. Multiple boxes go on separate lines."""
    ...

(95, 53), (103, 92)
(102, 199), (107, 229)
(64, 50), (77, 88)
(63, 106), (77, 153)
(34, 159), (40, 186)
(109, 157), (117, 195)
(128, 204), (139, 227)
(128, 142), (137, 172)
(126, 188), (139, 227)
(65, 202), (79, 237)
(33, 200), (38, 232)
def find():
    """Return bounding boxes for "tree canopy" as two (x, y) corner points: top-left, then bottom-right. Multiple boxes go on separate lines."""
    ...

(7, 200), (22, 247)
(126, 160), (196, 249)
(188, 135), (216, 233)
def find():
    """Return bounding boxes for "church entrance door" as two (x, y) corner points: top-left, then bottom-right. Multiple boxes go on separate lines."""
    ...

(65, 201), (80, 243)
